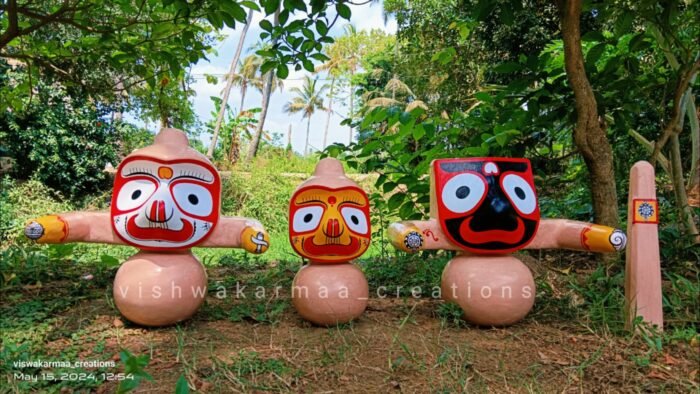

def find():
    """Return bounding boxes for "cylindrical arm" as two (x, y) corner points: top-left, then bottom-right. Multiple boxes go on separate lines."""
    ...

(387, 219), (458, 252)
(526, 219), (626, 252)
(24, 213), (269, 254)
(201, 216), (269, 254)
(24, 212), (123, 245)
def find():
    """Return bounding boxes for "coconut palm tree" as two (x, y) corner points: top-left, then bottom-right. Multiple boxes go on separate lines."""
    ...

(246, 31), (288, 161)
(225, 52), (283, 164)
(320, 25), (391, 144)
(284, 76), (329, 155)
(231, 54), (262, 112)
(363, 76), (428, 112)
(206, 9), (255, 158)
(246, 41), (284, 96)
(316, 52), (343, 150)
(338, 25), (362, 144)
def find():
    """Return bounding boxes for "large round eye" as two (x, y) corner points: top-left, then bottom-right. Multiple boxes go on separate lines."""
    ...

(116, 179), (156, 211)
(502, 174), (537, 214)
(341, 207), (368, 234)
(172, 183), (214, 217)
(441, 173), (486, 214)
(292, 206), (324, 233)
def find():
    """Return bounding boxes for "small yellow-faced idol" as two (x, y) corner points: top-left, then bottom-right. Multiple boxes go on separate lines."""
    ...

(288, 158), (371, 326)
(289, 182), (370, 263)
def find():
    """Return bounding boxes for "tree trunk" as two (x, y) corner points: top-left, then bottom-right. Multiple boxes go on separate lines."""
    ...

(649, 61), (700, 166)
(304, 116), (311, 155)
(159, 113), (169, 129)
(647, 27), (699, 237)
(206, 9), (254, 158)
(0, 0), (19, 51)
(246, 9), (280, 162)
(229, 124), (240, 164)
(323, 76), (335, 149)
(628, 128), (670, 174)
(558, 0), (619, 227)
(348, 78), (354, 144)
(239, 83), (248, 114)
(670, 135), (699, 240)
(668, 88), (699, 241)
(686, 94), (699, 189)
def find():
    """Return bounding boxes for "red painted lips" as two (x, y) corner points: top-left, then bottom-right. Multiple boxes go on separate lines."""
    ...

(126, 215), (194, 243)
(459, 216), (525, 245)
(302, 236), (360, 257)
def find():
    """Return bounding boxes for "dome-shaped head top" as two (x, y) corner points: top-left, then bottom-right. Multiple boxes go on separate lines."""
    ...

(298, 157), (359, 189)
(110, 128), (221, 251)
(289, 158), (371, 263)
(129, 128), (211, 163)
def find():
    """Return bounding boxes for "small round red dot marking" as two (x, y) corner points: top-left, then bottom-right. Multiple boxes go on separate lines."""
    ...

(328, 196), (337, 204)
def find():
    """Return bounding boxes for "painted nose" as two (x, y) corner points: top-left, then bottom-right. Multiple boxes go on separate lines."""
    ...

(326, 218), (341, 237)
(148, 200), (168, 222)
(490, 196), (511, 214)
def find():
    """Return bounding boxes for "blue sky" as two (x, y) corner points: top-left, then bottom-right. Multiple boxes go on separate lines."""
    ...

(186, 2), (397, 154)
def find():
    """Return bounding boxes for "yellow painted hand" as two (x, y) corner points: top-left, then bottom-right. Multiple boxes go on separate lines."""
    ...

(241, 226), (270, 254)
(24, 215), (68, 243)
(388, 222), (424, 253)
(582, 225), (627, 252)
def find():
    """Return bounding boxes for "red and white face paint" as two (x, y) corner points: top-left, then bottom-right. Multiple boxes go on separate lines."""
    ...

(110, 156), (221, 250)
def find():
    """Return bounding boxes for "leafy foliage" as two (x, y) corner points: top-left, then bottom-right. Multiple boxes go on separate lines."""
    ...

(0, 0), (217, 115)
(117, 349), (153, 393)
(252, 0), (353, 77)
(0, 77), (117, 197)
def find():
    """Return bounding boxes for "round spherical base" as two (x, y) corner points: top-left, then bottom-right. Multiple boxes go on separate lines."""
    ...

(292, 263), (369, 326)
(113, 252), (207, 327)
(441, 255), (535, 326)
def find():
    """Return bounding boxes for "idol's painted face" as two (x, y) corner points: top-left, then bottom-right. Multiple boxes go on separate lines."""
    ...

(110, 156), (221, 250)
(434, 158), (540, 254)
(289, 185), (371, 263)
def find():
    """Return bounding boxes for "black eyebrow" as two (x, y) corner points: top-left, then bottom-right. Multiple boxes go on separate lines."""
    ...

(124, 171), (157, 178)
(439, 162), (483, 172)
(172, 175), (212, 183)
(341, 200), (364, 206)
(297, 199), (325, 205)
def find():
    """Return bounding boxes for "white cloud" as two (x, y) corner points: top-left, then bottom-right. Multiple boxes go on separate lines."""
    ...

(350, 2), (397, 33)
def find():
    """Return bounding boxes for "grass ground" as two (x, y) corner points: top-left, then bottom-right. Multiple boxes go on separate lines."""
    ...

(1, 250), (698, 393)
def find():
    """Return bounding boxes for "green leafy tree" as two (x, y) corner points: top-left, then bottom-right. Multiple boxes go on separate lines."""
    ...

(0, 73), (117, 197)
(0, 0), (218, 119)
(557, 0), (619, 227)
(1, 0), (356, 125)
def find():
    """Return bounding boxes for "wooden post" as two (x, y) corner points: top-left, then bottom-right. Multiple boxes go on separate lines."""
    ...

(625, 161), (663, 331)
